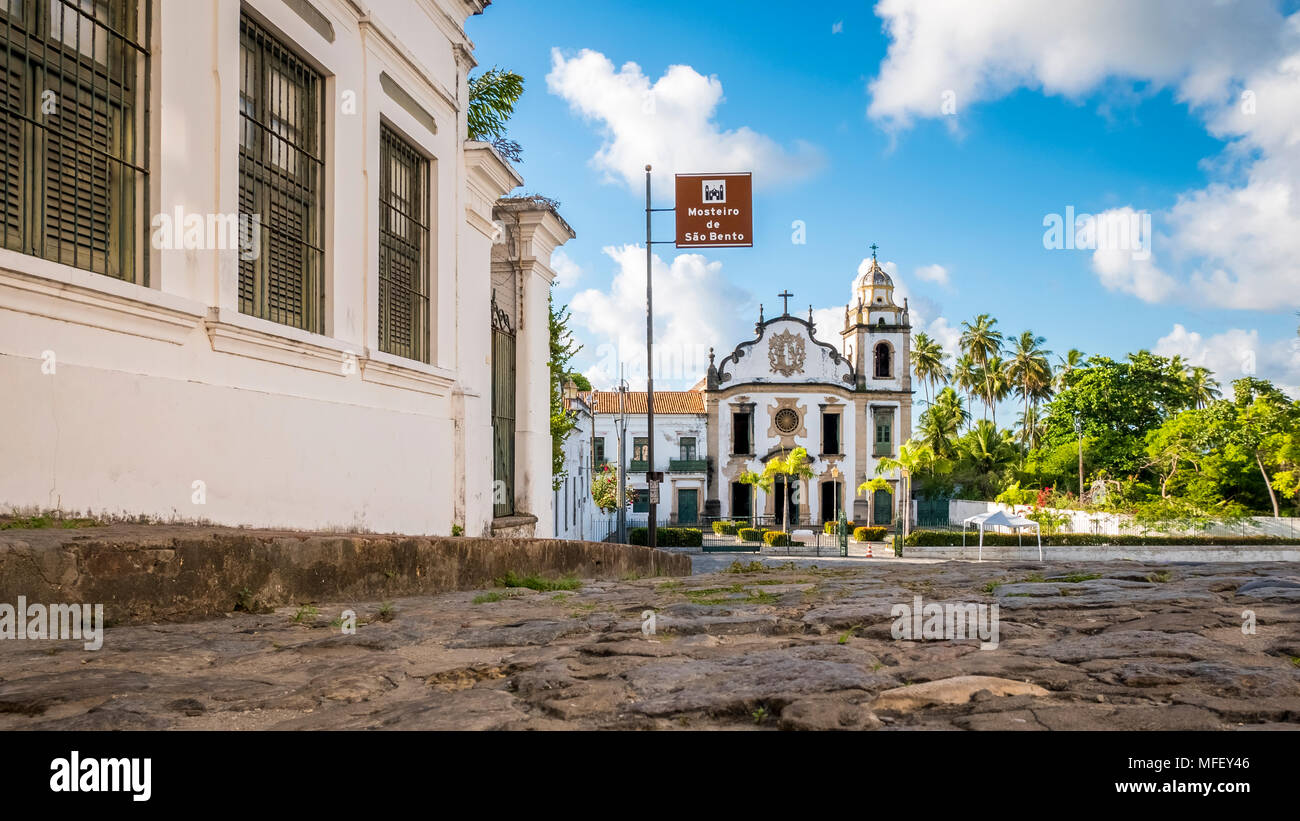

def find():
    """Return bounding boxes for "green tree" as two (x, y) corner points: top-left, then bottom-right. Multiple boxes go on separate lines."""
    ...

(910, 332), (949, 405)
(763, 447), (815, 534)
(1185, 366), (1222, 410)
(959, 313), (1004, 422)
(952, 354), (980, 430)
(1007, 330), (1053, 446)
(548, 297), (581, 489)
(876, 440), (945, 539)
(468, 67), (524, 161)
(737, 469), (769, 527)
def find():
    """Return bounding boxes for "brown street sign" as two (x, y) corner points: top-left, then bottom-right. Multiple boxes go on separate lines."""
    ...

(675, 172), (753, 248)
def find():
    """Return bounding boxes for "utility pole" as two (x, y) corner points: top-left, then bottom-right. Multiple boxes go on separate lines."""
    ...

(617, 371), (628, 544)
(645, 165), (657, 549)
(1075, 414), (1084, 500)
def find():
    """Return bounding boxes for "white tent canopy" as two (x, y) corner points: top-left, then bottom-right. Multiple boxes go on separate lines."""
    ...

(962, 510), (1042, 561)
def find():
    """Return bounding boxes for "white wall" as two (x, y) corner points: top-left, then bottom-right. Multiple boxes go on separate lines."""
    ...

(0, 0), (565, 536)
(591, 411), (707, 524)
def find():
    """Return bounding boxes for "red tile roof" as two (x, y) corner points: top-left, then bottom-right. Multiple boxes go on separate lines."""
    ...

(585, 390), (704, 415)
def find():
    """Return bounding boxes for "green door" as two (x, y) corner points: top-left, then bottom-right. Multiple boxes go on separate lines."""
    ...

(678, 489), (698, 525)
(873, 489), (892, 526)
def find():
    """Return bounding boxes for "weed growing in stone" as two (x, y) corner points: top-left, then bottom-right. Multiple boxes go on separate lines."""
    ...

(497, 571), (581, 592)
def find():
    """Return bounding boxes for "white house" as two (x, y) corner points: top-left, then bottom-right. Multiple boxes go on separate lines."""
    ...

(552, 383), (594, 540)
(704, 253), (914, 526)
(587, 389), (709, 526)
(0, 0), (572, 537)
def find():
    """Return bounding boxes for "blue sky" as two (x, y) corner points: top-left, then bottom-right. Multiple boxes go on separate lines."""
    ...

(467, 0), (1300, 398)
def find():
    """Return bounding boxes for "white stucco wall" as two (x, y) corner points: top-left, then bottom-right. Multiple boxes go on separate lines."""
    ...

(591, 410), (708, 525)
(0, 0), (566, 536)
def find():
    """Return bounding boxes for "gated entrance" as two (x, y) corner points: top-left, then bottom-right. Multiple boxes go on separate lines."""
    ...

(872, 487), (892, 526)
(491, 291), (515, 517)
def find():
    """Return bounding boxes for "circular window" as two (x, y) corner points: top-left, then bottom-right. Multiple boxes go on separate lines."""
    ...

(774, 408), (799, 433)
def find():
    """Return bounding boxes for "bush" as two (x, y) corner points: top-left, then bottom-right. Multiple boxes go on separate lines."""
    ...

(903, 529), (1300, 547)
(823, 520), (855, 534)
(853, 526), (887, 542)
(711, 520), (742, 535)
(629, 527), (703, 547)
(762, 531), (791, 547)
(738, 527), (762, 542)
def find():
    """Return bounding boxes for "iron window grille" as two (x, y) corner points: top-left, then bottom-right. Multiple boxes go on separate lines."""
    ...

(378, 124), (429, 362)
(1, 0), (149, 282)
(238, 12), (324, 333)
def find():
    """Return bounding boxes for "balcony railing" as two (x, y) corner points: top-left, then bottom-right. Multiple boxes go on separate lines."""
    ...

(874, 442), (893, 457)
(629, 459), (649, 472)
(669, 458), (706, 472)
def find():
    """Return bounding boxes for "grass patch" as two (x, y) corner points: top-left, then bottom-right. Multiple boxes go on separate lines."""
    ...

(981, 580), (1004, 594)
(656, 580), (683, 591)
(496, 570), (582, 592)
(1048, 573), (1102, 584)
(292, 604), (319, 623)
(838, 626), (860, 645)
(1146, 571), (1172, 583)
(0, 514), (102, 530)
(373, 602), (396, 622)
(1291, 657), (1300, 668)
(473, 592), (506, 604)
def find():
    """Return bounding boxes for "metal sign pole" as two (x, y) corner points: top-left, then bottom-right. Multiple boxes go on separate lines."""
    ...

(645, 165), (657, 549)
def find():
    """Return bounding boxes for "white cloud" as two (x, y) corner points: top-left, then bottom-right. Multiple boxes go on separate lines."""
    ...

(915, 263), (950, 287)
(832, 21), (844, 34)
(1155, 323), (1300, 399)
(546, 48), (824, 191)
(569, 245), (755, 389)
(550, 249), (582, 289)
(867, 0), (1300, 310)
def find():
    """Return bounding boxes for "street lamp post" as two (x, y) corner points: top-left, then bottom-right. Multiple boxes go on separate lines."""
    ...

(1074, 413), (1084, 501)
(617, 375), (628, 544)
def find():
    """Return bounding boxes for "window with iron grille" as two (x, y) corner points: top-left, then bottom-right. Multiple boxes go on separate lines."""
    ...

(238, 12), (324, 333)
(378, 125), (429, 362)
(1, 0), (148, 282)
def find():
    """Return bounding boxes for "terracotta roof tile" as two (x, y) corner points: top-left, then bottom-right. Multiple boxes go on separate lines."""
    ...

(587, 390), (704, 415)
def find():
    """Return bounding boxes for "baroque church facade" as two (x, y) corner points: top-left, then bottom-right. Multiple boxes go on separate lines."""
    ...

(703, 253), (914, 526)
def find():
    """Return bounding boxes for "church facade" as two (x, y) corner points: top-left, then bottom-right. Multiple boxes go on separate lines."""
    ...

(703, 254), (914, 526)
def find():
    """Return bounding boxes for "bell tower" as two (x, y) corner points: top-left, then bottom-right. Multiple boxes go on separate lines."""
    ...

(842, 245), (911, 391)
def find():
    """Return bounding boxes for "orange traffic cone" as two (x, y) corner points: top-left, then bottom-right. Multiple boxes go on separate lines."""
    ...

(864, 541), (873, 558)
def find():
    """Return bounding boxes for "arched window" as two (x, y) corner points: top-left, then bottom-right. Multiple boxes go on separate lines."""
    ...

(874, 342), (892, 378)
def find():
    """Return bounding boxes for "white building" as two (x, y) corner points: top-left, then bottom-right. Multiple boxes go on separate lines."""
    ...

(0, 0), (572, 537)
(704, 255), (914, 526)
(552, 384), (594, 540)
(587, 389), (708, 526)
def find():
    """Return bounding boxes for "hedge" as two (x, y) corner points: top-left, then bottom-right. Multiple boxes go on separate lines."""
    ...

(711, 520), (743, 535)
(738, 527), (763, 542)
(853, 526), (887, 542)
(628, 527), (703, 547)
(762, 530), (791, 547)
(823, 520), (856, 534)
(904, 529), (1300, 547)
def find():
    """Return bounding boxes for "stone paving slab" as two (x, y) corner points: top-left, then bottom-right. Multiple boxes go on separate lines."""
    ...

(1, 559), (1298, 730)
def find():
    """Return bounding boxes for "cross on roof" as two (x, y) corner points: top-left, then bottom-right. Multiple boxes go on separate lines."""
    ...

(870, 243), (878, 260)
(778, 290), (793, 314)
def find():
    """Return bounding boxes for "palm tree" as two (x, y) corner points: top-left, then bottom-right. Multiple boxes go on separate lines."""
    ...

(918, 387), (968, 460)
(762, 447), (815, 534)
(1186, 366), (1222, 410)
(952, 354), (980, 429)
(1006, 331), (1053, 447)
(736, 470), (768, 527)
(876, 440), (945, 540)
(468, 67), (525, 161)
(977, 356), (1013, 427)
(856, 477), (893, 530)
(1018, 404), (1047, 451)
(960, 314), (1004, 422)
(960, 420), (1018, 497)
(1055, 348), (1086, 392)
(910, 332), (949, 405)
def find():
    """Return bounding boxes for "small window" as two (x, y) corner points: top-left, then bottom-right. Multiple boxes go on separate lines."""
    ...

(874, 343), (892, 378)
(732, 411), (751, 454)
(680, 437), (696, 461)
(822, 412), (841, 454)
(632, 491), (649, 513)
(632, 437), (648, 463)
(593, 437), (605, 464)
(875, 416), (892, 456)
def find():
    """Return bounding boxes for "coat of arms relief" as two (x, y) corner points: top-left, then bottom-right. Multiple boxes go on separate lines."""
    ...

(768, 330), (806, 377)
